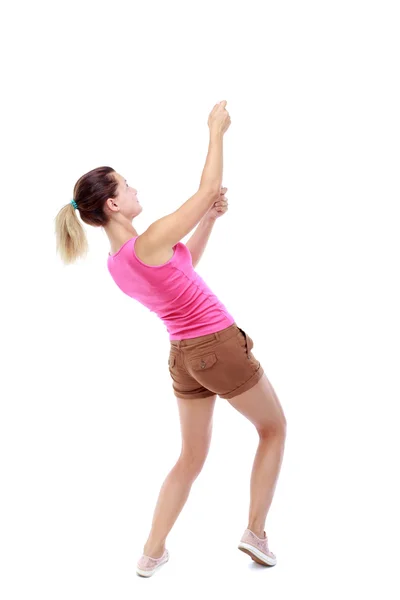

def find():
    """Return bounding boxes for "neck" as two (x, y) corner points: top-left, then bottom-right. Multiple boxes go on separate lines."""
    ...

(104, 220), (139, 252)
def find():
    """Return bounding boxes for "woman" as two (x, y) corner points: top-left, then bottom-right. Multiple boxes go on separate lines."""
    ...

(55, 101), (287, 577)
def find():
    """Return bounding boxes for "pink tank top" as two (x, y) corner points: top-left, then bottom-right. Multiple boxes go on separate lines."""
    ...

(107, 236), (235, 340)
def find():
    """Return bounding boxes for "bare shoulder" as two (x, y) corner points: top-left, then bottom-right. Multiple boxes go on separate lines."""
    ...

(134, 229), (174, 267)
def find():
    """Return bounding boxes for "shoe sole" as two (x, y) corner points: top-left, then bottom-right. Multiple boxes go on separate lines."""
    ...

(238, 542), (277, 566)
(136, 555), (169, 577)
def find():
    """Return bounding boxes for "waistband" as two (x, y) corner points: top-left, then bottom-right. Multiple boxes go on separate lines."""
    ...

(170, 322), (239, 348)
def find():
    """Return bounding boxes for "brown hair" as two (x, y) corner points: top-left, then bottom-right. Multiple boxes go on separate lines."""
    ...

(54, 166), (118, 265)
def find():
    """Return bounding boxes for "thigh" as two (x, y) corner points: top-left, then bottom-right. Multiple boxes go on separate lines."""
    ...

(176, 394), (217, 461)
(226, 372), (286, 435)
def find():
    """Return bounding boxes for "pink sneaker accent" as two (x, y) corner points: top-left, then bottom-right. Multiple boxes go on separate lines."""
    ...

(238, 529), (277, 566)
(136, 548), (170, 577)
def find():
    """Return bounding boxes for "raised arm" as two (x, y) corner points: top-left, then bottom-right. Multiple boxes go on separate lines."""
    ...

(143, 102), (231, 250)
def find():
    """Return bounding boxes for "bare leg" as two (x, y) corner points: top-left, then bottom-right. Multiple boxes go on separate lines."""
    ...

(143, 461), (199, 558)
(226, 373), (287, 537)
(246, 431), (286, 537)
(142, 394), (217, 557)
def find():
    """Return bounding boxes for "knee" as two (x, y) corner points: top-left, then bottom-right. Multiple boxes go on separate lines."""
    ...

(258, 415), (287, 440)
(176, 452), (207, 479)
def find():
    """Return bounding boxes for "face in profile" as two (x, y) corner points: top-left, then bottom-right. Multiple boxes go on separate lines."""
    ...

(114, 172), (143, 220)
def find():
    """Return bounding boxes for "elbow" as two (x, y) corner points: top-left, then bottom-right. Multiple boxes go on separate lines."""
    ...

(200, 183), (220, 199)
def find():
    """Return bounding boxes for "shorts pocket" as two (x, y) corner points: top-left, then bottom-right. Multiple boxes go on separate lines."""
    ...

(237, 327), (254, 358)
(246, 332), (254, 352)
(168, 354), (177, 368)
(188, 352), (217, 371)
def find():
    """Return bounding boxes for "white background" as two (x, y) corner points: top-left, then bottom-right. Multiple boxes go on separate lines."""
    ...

(1, 0), (399, 597)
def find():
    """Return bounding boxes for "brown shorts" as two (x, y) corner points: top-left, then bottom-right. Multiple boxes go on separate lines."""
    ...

(168, 322), (264, 400)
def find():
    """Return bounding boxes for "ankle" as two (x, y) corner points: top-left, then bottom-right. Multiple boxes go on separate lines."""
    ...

(143, 540), (166, 558)
(143, 545), (165, 558)
(247, 525), (265, 538)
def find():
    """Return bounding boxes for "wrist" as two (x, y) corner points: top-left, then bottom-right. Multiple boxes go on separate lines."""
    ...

(209, 128), (224, 141)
